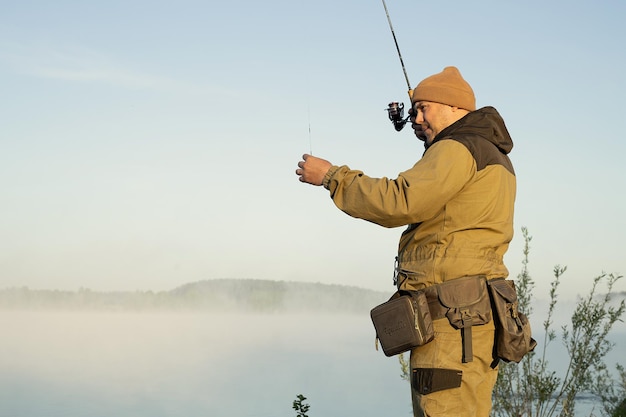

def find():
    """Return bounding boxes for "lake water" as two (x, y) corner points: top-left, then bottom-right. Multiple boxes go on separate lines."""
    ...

(0, 311), (410, 417)
(0, 311), (623, 417)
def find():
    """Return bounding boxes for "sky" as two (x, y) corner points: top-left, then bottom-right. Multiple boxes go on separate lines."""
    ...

(1, 0), (625, 300)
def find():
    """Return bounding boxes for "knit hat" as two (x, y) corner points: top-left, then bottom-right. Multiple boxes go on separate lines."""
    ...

(411, 66), (476, 111)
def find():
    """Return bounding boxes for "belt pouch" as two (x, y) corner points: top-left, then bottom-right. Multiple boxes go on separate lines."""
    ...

(412, 368), (463, 395)
(487, 278), (537, 363)
(370, 291), (434, 357)
(436, 276), (491, 363)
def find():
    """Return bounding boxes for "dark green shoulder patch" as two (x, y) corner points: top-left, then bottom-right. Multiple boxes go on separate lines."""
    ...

(447, 136), (515, 175)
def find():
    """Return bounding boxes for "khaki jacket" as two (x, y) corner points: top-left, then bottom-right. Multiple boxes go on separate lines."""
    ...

(322, 107), (515, 290)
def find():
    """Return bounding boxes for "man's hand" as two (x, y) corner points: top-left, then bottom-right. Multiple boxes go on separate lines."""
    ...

(413, 123), (427, 141)
(409, 108), (427, 142)
(296, 154), (332, 186)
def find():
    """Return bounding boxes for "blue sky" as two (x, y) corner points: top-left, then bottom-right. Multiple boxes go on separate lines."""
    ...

(1, 0), (625, 299)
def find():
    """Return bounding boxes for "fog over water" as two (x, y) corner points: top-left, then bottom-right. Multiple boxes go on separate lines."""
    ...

(0, 311), (410, 417)
(1, 303), (623, 417)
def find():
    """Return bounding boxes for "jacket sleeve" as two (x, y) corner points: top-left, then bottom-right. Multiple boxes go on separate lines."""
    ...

(324, 139), (477, 228)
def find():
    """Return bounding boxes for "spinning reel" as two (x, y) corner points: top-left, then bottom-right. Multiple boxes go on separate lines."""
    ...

(385, 101), (410, 132)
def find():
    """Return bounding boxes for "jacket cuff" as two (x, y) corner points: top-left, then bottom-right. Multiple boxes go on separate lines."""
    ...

(322, 165), (340, 190)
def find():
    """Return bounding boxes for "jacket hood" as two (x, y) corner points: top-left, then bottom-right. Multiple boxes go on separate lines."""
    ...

(426, 106), (513, 154)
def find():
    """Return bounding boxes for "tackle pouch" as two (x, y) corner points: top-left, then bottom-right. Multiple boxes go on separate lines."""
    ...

(370, 290), (434, 357)
(436, 275), (492, 363)
(487, 278), (537, 363)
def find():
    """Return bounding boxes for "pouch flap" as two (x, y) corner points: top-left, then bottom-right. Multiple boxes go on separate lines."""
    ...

(488, 279), (518, 303)
(437, 276), (487, 308)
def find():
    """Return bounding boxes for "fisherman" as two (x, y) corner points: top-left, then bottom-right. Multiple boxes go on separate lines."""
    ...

(295, 66), (515, 417)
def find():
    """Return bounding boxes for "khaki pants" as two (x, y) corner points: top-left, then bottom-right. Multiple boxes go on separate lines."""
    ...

(410, 318), (498, 417)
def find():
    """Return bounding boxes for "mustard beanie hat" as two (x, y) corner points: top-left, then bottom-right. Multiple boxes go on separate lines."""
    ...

(411, 66), (476, 111)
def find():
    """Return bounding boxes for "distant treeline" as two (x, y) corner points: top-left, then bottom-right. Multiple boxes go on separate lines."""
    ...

(0, 279), (390, 313)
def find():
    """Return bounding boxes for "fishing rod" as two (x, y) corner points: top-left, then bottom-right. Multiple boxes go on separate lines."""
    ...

(381, 0), (412, 132)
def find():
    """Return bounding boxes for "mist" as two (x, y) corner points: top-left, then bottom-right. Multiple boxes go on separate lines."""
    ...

(0, 311), (410, 417)
(1, 287), (624, 417)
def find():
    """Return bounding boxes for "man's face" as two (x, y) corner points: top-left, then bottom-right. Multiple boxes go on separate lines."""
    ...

(410, 101), (455, 145)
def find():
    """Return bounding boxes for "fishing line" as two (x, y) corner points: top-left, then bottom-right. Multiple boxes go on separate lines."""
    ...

(307, 98), (313, 155)
(305, 8), (314, 156)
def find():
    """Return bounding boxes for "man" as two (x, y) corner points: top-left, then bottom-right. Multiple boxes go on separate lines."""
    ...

(295, 66), (515, 417)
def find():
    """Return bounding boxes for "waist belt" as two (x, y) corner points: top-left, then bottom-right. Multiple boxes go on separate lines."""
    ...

(423, 286), (448, 320)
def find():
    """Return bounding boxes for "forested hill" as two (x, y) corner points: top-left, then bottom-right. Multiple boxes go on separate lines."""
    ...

(0, 279), (391, 313)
